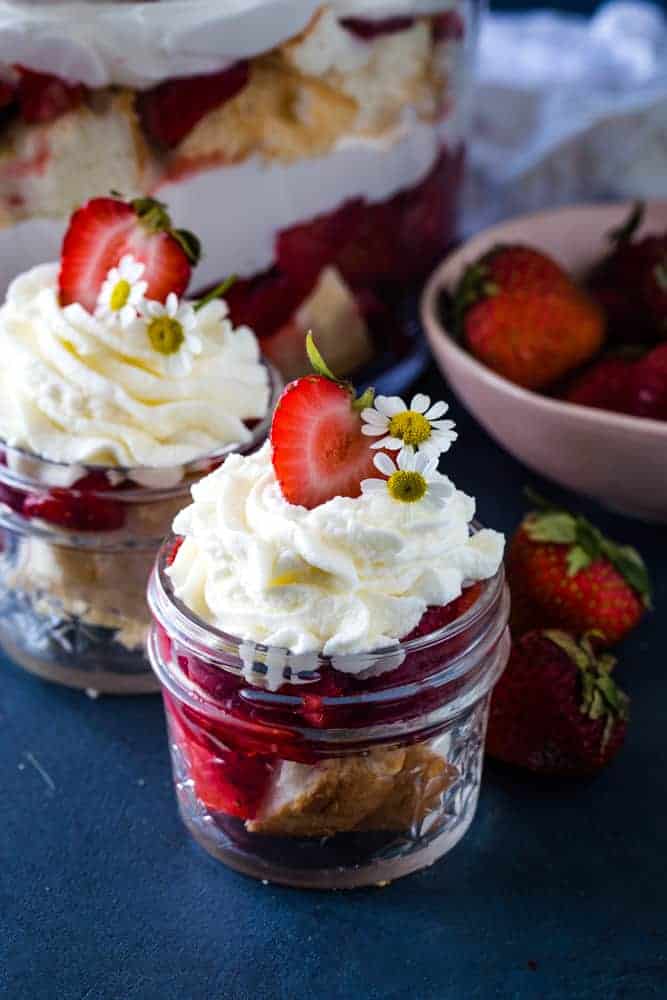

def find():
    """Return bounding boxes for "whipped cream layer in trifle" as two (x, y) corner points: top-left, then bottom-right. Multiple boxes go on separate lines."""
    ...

(0, 194), (270, 664)
(157, 340), (505, 839)
(0, 1), (470, 380)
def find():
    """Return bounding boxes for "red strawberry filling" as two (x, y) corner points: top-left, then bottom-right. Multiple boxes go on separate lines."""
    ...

(432, 11), (465, 41)
(225, 150), (461, 343)
(137, 61), (250, 149)
(0, 475), (126, 532)
(340, 16), (416, 40)
(161, 587), (484, 820)
(15, 67), (86, 125)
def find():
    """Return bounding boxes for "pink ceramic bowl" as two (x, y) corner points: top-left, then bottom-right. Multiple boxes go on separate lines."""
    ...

(421, 201), (667, 524)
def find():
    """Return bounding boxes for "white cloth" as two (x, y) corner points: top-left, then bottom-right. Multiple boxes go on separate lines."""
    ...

(465, 1), (667, 232)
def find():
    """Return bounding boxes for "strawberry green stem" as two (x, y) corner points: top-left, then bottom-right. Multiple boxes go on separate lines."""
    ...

(195, 275), (237, 312)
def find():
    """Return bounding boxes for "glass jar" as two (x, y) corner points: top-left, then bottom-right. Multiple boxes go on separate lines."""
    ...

(147, 534), (510, 888)
(0, 0), (480, 391)
(0, 368), (279, 694)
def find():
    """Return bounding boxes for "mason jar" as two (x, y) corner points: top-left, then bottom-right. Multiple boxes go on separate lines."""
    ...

(0, 368), (279, 694)
(0, 0), (481, 388)
(147, 533), (509, 888)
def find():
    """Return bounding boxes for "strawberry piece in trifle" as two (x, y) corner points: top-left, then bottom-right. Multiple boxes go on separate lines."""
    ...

(148, 337), (509, 888)
(0, 194), (275, 694)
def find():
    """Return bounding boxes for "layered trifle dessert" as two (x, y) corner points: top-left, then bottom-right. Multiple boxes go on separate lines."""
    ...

(0, 0), (476, 381)
(148, 339), (509, 886)
(0, 194), (273, 692)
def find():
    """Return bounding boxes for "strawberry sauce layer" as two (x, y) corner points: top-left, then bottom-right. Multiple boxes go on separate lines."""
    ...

(160, 585), (484, 820)
(0, 458), (127, 532)
(224, 149), (462, 340)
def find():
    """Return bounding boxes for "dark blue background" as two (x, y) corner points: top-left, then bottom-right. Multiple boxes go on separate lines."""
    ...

(2, 2), (667, 997)
(2, 359), (666, 1000)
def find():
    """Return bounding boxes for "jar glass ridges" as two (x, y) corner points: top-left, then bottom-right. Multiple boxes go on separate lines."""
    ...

(148, 535), (510, 887)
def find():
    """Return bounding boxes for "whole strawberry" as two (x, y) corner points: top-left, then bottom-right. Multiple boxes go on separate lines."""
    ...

(507, 496), (651, 645)
(487, 630), (628, 776)
(588, 202), (667, 343)
(564, 355), (635, 414)
(625, 342), (667, 421)
(454, 244), (605, 390)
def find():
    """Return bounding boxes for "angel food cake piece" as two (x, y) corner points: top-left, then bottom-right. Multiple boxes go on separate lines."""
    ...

(0, 1), (468, 378)
(163, 337), (504, 838)
(0, 194), (270, 663)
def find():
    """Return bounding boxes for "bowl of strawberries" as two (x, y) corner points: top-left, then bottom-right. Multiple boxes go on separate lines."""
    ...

(421, 201), (667, 523)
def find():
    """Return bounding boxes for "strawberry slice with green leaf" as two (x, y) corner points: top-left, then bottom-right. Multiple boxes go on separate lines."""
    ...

(59, 196), (200, 312)
(270, 334), (377, 509)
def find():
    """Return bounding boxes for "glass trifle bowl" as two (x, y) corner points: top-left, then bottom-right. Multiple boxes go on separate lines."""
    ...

(0, 197), (278, 693)
(0, 0), (481, 387)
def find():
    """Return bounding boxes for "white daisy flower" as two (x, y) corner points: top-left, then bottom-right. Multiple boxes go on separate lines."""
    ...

(361, 393), (457, 457)
(95, 255), (147, 328)
(144, 293), (203, 376)
(361, 447), (454, 509)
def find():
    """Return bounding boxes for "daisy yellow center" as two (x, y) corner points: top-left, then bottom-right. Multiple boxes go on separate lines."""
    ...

(387, 470), (427, 503)
(110, 279), (131, 312)
(388, 410), (431, 446)
(147, 316), (185, 355)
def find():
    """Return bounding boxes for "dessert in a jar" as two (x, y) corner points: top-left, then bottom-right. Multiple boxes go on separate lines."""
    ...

(148, 339), (509, 887)
(0, 0), (478, 384)
(0, 194), (274, 693)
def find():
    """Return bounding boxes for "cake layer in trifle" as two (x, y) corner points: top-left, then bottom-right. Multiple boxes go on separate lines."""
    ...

(0, 1), (469, 377)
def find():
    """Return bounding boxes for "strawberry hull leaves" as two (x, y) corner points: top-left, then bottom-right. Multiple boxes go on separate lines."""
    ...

(507, 493), (651, 645)
(487, 629), (629, 776)
(523, 494), (652, 608)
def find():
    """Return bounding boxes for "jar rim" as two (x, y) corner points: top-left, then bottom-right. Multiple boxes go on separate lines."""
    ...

(0, 359), (281, 499)
(148, 523), (508, 698)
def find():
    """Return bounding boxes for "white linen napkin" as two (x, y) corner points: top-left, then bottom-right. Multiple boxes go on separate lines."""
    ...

(464, 0), (667, 232)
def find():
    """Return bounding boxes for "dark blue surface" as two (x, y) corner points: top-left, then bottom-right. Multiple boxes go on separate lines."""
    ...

(1, 361), (666, 1000)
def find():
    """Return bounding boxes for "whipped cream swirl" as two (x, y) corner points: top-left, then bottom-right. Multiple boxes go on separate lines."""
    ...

(168, 442), (504, 660)
(0, 264), (269, 468)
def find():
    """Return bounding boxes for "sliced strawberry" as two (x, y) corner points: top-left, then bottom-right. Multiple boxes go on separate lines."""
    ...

(188, 741), (274, 819)
(340, 16), (415, 40)
(225, 266), (314, 339)
(15, 67), (85, 124)
(166, 536), (184, 567)
(59, 196), (200, 312)
(137, 61), (249, 149)
(166, 699), (275, 819)
(271, 373), (377, 509)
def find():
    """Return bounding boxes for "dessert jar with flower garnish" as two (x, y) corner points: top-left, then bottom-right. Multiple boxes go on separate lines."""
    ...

(148, 337), (509, 887)
(0, 0), (480, 388)
(0, 195), (275, 694)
